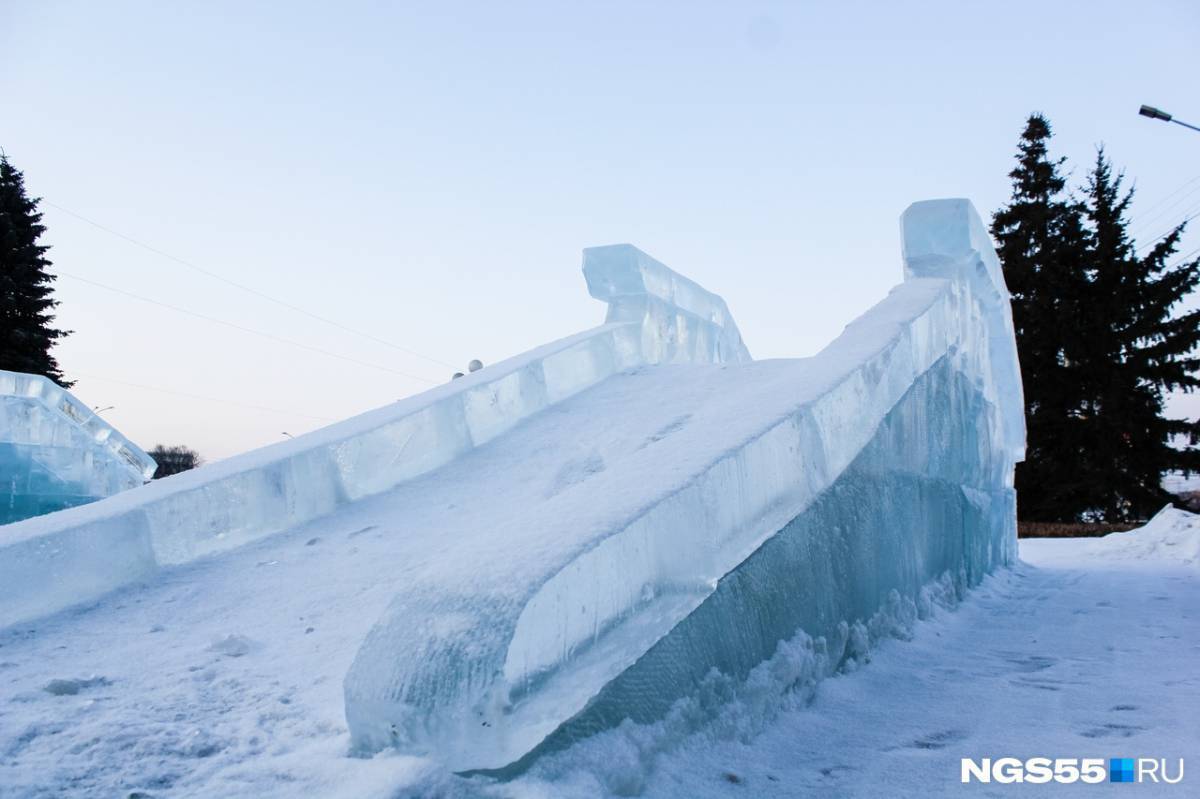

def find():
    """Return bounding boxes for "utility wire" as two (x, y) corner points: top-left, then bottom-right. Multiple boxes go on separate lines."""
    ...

(1136, 210), (1200, 255)
(1131, 184), (1200, 235)
(1131, 174), (1200, 224)
(44, 201), (457, 370)
(1169, 246), (1200, 269)
(58, 271), (438, 385)
(72, 372), (338, 422)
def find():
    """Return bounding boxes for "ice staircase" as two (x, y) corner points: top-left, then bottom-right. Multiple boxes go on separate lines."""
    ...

(0, 199), (1024, 775)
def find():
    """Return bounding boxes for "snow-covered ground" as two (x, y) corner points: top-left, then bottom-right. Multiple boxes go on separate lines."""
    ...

(2, 507), (1196, 797)
(1162, 470), (1200, 496)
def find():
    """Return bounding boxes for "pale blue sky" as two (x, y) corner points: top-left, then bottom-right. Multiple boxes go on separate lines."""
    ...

(2, 1), (1198, 459)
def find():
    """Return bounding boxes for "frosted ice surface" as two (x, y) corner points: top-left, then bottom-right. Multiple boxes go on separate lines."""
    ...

(0, 245), (746, 629)
(900, 198), (1025, 458)
(0, 199), (1024, 779)
(342, 199), (1025, 771)
(584, 244), (751, 365)
(0, 370), (154, 525)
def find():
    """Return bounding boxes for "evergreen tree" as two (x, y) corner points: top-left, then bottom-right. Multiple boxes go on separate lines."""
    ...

(990, 115), (1092, 521)
(0, 155), (71, 385)
(148, 445), (203, 478)
(1079, 149), (1200, 520)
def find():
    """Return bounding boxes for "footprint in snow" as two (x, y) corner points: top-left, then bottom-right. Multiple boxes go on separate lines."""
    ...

(43, 676), (110, 696)
(908, 729), (968, 750)
(1079, 723), (1145, 739)
(639, 414), (692, 449)
(545, 453), (606, 498)
(208, 634), (255, 658)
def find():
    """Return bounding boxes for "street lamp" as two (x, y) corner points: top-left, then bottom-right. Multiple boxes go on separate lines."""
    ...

(93, 405), (115, 414)
(1139, 104), (1200, 134)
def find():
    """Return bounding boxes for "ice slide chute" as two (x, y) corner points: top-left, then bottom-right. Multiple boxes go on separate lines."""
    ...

(0, 198), (1023, 779)
(0, 244), (747, 628)
(341, 198), (1024, 770)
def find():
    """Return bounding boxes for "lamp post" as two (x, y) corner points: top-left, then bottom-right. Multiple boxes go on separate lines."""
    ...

(93, 405), (115, 414)
(1140, 105), (1200, 134)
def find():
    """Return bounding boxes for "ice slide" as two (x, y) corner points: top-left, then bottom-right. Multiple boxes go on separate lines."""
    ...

(0, 199), (1023, 776)
(0, 370), (155, 525)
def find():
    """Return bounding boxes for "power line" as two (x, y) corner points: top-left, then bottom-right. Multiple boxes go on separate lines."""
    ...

(1131, 183), (1200, 235)
(58, 271), (439, 385)
(72, 372), (338, 422)
(1136, 209), (1200, 255)
(1131, 174), (1200, 224)
(1169, 246), (1200, 269)
(43, 201), (457, 370)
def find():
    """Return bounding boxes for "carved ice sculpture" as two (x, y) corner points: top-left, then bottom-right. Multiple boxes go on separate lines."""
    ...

(341, 198), (1025, 772)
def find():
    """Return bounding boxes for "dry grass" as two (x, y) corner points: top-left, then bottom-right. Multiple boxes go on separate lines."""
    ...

(1017, 520), (1142, 539)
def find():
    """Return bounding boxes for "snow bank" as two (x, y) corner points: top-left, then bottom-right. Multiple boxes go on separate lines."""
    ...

(342, 199), (1025, 772)
(0, 245), (746, 630)
(1081, 505), (1200, 569)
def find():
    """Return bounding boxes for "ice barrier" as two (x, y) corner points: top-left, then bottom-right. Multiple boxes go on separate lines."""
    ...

(342, 198), (1025, 772)
(584, 244), (750, 364)
(0, 370), (155, 525)
(0, 245), (746, 630)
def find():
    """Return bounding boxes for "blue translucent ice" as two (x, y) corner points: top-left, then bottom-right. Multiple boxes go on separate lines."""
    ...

(0, 371), (155, 525)
(0, 199), (1024, 779)
(340, 199), (1025, 771)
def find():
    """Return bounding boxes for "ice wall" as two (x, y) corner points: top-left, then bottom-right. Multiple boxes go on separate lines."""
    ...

(342, 198), (1024, 772)
(0, 371), (155, 525)
(520, 356), (1015, 768)
(0, 247), (743, 630)
(584, 244), (751, 365)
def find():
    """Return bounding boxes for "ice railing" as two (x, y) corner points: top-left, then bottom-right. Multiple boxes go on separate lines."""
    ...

(900, 199), (1025, 458)
(0, 245), (747, 629)
(342, 198), (1026, 771)
(0, 369), (157, 483)
(584, 244), (751, 364)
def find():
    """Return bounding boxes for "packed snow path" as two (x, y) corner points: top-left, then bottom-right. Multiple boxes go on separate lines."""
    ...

(2, 511), (1195, 797)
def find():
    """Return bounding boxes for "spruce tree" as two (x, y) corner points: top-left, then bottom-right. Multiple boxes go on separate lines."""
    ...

(990, 115), (1092, 521)
(148, 445), (203, 478)
(1080, 149), (1200, 520)
(0, 155), (71, 386)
